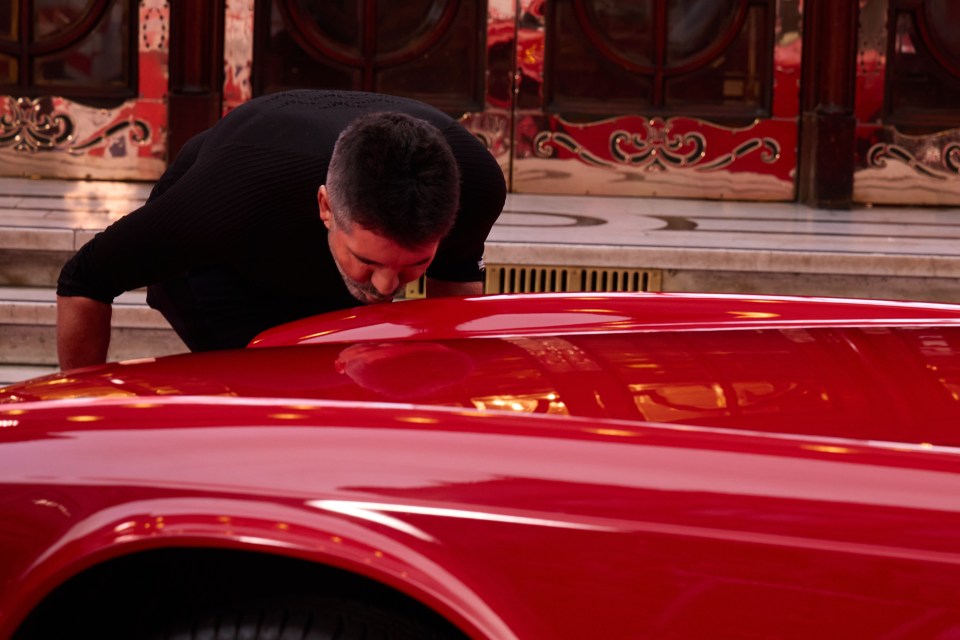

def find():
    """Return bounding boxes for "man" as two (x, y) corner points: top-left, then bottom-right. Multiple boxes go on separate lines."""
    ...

(56, 90), (506, 370)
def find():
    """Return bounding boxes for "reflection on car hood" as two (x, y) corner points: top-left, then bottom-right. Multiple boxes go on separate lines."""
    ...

(4, 321), (960, 445)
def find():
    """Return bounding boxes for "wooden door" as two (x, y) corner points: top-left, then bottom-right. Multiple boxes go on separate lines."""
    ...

(854, 0), (960, 205)
(229, 0), (801, 201)
(0, 0), (168, 180)
(512, 0), (802, 200)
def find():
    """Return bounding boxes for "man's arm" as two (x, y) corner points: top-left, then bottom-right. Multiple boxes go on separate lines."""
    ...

(57, 295), (112, 370)
(425, 278), (482, 298)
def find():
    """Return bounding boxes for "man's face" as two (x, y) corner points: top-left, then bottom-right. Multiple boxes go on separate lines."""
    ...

(319, 186), (439, 304)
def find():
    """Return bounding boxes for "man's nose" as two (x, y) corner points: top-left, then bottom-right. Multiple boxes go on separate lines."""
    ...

(371, 269), (400, 295)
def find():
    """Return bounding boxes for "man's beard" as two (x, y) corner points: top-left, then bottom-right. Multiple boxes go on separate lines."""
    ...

(329, 238), (399, 304)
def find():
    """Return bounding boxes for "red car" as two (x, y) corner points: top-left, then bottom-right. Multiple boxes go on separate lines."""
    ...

(3, 292), (960, 639)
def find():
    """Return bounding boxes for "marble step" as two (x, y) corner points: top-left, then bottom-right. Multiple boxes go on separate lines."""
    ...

(0, 286), (186, 368)
(5, 174), (960, 301)
(7, 228), (960, 304)
(0, 364), (59, 388)
(6, 213), (960, 304)
(0, 177), (150, 288)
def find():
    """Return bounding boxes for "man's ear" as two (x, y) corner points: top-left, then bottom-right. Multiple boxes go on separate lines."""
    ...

(318, 185), (333, 229)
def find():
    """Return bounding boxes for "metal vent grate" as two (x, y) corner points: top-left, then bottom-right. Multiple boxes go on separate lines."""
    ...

(401, 265), (663, 298)
(484, 264), (662, 294)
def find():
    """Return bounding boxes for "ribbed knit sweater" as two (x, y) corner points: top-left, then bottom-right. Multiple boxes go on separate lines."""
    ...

(57, 90), (507, 351)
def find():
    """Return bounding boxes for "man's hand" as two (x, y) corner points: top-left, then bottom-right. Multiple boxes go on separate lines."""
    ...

(57, 295), (112, 370)
(424, 278), (483, 298)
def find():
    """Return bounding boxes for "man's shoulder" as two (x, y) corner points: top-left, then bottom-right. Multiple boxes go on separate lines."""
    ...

(210, 90), (459, 155)
(238, 90), (453, 121)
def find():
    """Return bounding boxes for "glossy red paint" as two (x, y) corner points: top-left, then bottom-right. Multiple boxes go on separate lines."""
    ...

(3, 293), (960, 638)
(6, 295), (960, 446)
(248, 292), (960, 347)
(4, 398), (960, 638)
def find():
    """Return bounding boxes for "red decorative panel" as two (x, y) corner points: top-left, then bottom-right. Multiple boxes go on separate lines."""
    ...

(517, 113), (796, 199)
(531, 116), (789, 180)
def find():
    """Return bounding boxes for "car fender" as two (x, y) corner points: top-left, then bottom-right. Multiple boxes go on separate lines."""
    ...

(1, 494), (515, 640)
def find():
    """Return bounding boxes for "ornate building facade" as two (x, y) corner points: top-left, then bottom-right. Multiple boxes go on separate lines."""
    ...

(1, 0), (958, 207)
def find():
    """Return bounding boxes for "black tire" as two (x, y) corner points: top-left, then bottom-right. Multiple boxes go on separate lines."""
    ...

(149, 597), (466, 640)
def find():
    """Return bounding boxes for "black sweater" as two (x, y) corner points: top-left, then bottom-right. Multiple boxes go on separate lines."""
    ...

(58, 90), (506, 351)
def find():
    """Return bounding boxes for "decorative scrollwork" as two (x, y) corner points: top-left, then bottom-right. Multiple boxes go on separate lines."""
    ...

(463, 112), (510, 156)
(533, 131), (613, 167)
(0, 97), (75, 152)
(696, 137), (780, 172)
(944, 142), (960, 175)
(867, 143), (949, 180)
(533, 117), (784, 176)
(0, 96), (151, 157)
(69, 120), (151, 155)
(609, 119), (707, 170)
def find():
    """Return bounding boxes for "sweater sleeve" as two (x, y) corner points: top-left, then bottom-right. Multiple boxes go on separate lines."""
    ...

(426, 124), (507, 283)
(58, 144), (325, 303)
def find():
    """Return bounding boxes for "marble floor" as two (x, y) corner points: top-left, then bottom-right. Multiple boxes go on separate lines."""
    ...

(3, 175), (960, 282)
(2, 175), (960, 245)
(494, 193), (960, 256)
(487, 192), (960, 286)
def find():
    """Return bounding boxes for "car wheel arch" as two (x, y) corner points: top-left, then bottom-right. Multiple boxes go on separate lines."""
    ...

(6, 497), (515, 640)
(12, 546), (481, 639)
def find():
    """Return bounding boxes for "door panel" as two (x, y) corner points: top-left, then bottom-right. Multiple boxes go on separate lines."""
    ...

(513, 0), (801, 200)
(223, 0), (513, 180)
(854, 0), (960, 205)
(0, 0), (167, 180)
(226, 0), (799, 201)
(252, 0), (486, 114)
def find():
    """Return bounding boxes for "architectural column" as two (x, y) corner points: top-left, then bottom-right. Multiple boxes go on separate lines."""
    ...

(797, 0), (860, 208)
(167, 0), (225, 163)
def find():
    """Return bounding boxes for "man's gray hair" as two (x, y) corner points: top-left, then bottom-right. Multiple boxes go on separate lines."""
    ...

(326, 112), (460, 248)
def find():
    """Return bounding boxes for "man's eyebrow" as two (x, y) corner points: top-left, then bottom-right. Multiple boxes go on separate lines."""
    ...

(350, 248), (432, 267)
